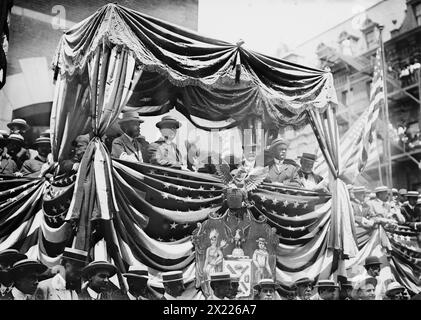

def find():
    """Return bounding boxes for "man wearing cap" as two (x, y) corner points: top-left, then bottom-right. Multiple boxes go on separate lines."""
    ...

(208, 272), (232, 300)
(253, 279), (280, 300)
(366, 186), (405, 224)
(79, 261), (120, 300)
(112, 112), (150, 163)
(0, 133), (18, 175)
(58, 134), (90, 176)
(311, 280), (338, 300)
(0, 249), (27, 300)
(296, 153), (324, 190)
(293, 277), (314, 300)
(384, 281), (405, 300)
(401, 191), (419, 222)
(6, 120), (30, 169)
(35, 247), (88, 300)
(161, 271), (185, 300)
(9, 259), (47, 300)
(150, 116), (184, 169)
(353, 277), (377, 300)
(123, 265), (155, 300)
(19, 136), (52, 177)
(265, 138), (301, 187)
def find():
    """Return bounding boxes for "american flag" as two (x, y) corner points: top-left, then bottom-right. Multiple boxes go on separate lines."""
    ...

(314, 48), (383, 181)
(358, 47), (384, 172)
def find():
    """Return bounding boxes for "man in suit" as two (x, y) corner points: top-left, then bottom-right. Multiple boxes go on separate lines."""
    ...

(20, 136), (51, 177)
(79, 261), (119, 300)
(161, 271), (185, 300)
(9, 259), (47, 300)
(293, 277), (314, 300)
(150, 116), (184, 169)
(35, 247), (88, 300)
(296, 153), (324, 190)
(112, 111), (150, 163)
(401, 191), (419, 222)
(0, 249), (27, 300)
(253, 278), (280, 300)
(122, 265), (156, 300)
(265, 138), (301, 187)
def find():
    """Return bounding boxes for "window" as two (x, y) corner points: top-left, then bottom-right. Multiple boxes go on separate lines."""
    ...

(341, 90), (348, 105)
(365, 30), (376, 49)
(416, 3), (421, 26)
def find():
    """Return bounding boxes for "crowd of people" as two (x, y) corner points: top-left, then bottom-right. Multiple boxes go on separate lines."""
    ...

(0, 248), (419, 300)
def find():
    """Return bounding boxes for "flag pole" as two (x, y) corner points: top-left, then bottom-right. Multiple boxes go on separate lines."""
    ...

(377, 24), (393, 189)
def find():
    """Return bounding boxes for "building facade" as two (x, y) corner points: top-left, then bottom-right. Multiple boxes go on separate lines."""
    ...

(281, 0), (421, 190)
(0, 0), (198, 144)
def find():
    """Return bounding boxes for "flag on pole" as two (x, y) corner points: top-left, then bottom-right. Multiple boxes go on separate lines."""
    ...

(358, 47), (384, 172)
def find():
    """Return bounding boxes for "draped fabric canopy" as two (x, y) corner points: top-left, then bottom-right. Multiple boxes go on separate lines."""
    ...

(52, 4), (337, 135)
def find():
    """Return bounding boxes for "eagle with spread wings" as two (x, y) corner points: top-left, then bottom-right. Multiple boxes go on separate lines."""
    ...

(215, 160), (268, 209)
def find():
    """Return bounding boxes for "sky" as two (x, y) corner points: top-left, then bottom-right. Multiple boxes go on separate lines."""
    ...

(198, 0), (381, 56)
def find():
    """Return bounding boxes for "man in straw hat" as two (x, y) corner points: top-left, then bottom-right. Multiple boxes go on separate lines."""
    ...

(5, 133), (28, 170)
(293, 277), (314, 300)
(9, 259), (47, 300)
(112, 111), (150, 163)
(296, 152), (324, 190)
(0, 133), (18, 175)
(0, 249), (27, 300)
(401, 191), (419, 222)
(79, 261), (119, 300)
(398, 188), (407, 206)
(253, 278), (280, 300)
(149, 115), (184, 169)
(311, 279), (338, 300)
(161, 270), (185, 300)
(19, 136), (51, 177)
(383, 281), (406, 300)
(265, 138), (301, 187)
(207, 272), (232, 300)
(7, 118), (29, 135)
(122, 265), (155, 300)
(35, 247), (88, 300)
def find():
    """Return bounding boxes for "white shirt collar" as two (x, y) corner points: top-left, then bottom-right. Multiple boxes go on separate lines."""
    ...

(164, 292), (177, 300)
(0, 283), (12, 295)
(11, 287), (32, 300)
(51, 273), (67, 291)
(87, 287), (101, 300)
(408, 203), (415, 210)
